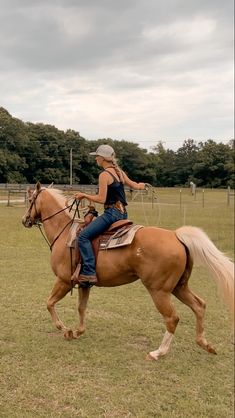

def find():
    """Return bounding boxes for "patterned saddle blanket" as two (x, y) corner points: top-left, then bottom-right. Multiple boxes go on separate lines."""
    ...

(67, 219), (143, 250)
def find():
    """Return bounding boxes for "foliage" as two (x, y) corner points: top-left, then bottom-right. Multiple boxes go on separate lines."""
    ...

(193, 140), (234, 187)
(0, 107), (234, 187)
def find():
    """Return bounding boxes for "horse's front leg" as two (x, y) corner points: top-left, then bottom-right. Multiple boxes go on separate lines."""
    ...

(73, 287), (91, 338)
(47, 277), (72, 333)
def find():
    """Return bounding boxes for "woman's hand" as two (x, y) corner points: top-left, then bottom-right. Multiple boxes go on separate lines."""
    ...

(74, 191), (86, 200)
(144, 183), (152, 190)
(139, 182), (152, 190)
(138, 182), (145, 190)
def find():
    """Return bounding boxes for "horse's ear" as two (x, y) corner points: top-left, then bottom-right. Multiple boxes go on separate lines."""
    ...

(27, 186), (33, 198)
(48, 182), (54, 189)
(36, 181), (41, 192)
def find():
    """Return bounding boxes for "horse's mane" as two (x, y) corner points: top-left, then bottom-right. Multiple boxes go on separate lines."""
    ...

(46, 188), (67, 207)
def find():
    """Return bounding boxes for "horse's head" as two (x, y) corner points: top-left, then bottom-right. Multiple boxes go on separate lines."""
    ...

(22, 181), (45, 228)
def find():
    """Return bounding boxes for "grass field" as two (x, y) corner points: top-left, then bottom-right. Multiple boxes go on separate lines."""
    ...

(0, 188), (234, 418)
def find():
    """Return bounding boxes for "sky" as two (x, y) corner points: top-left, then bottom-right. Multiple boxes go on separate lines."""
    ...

(0, 0), (234, 151)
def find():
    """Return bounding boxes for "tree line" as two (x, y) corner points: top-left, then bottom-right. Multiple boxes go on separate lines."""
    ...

(0, 107), (234, 188)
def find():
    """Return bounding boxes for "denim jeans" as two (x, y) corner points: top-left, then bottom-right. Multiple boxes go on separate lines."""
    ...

(78, 208), (128, 276)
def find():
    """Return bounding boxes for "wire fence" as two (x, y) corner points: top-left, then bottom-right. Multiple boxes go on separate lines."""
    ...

(0, 183), (233, 209)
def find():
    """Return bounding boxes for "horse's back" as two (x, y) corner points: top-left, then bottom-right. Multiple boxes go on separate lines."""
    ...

(133, 226), (185, 255)
(96, 226), (187, 288)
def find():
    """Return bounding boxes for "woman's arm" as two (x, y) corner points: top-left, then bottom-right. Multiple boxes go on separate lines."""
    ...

(74, 172), (109, 203)
(122, 171), (146, 190)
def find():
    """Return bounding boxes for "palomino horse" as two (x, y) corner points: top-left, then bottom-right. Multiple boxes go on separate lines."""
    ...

(22, 182), (234, 360)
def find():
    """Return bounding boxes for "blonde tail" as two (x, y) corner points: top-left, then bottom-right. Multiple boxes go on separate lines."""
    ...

(175, 226), (234, 320)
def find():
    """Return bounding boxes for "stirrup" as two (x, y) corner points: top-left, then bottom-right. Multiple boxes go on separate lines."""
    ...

(79, 282), (96, 289)
(71, 263), (81, 283)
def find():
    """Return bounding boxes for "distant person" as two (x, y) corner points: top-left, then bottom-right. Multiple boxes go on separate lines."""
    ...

(189, 181), (196, 196)
(72, 144), (150, 286)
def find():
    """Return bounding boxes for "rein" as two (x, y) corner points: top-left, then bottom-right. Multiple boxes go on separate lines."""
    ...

(38, 200), (80, 251)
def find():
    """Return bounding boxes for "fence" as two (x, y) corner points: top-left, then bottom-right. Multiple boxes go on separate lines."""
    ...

(0, 184), (234, 209)
(0, 184), (147, 207)
(0, 189), (27, 207)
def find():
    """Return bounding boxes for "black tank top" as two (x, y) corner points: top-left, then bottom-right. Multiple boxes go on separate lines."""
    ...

(104, 170), (127, 206)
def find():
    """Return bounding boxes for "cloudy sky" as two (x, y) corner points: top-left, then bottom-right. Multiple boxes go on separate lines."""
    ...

(0, 0), (234, 150)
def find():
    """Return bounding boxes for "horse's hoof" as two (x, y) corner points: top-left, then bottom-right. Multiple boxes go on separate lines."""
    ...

(145, 353), (156, 361)
(63, 329), (74, 340)
(207, 345), (217, 354)
(73, 330), (83, 339)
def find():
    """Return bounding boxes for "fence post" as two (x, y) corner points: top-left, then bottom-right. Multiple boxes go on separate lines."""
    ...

(7, 190), (10, 206)
(202, 189), (205, 207)
(227, 186), (230, 207)
(183, 206), (186, 225)
(24, 191), (28, 207)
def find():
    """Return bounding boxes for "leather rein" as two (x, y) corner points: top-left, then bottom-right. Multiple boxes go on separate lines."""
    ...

(28, 189), (80, 251)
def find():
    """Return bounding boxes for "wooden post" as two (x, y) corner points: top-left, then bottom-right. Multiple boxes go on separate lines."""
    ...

(227, 186), (230, 207)
(7, 190), (10, 206)
(202, 189), (205, 207)
(183, 206), (186, 225)
(70, 148), (73, 187)
(179, 189), (182, 209)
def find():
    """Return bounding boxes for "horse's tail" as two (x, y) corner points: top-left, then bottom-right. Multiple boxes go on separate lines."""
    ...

(175, 226), (234, 319)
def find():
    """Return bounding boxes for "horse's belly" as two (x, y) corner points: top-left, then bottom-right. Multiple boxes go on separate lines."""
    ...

(96, 248), (139, 287)
(96, 274), (139, 287)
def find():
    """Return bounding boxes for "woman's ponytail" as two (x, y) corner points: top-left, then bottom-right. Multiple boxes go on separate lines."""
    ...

(112, 157), (125, 183)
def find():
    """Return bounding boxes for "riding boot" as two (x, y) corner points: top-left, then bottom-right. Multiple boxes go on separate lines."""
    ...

(71, 265), (97, 286)
(78, 274), (97, 285)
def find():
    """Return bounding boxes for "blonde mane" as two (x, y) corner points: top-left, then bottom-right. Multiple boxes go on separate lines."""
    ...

(47, 188), (68, 207)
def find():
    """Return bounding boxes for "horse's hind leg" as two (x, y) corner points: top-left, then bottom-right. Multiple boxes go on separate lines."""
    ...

(146, 289), (180, 360)
(73, 287), (91, 338)
(173, 284), (217, 354)
(47, 277), (71, 332)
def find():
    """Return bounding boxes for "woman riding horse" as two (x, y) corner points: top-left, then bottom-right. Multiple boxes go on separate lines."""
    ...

(71, 144), (148, 286)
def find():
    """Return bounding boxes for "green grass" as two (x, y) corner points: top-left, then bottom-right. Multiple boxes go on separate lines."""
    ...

(0, 188), (234, 418)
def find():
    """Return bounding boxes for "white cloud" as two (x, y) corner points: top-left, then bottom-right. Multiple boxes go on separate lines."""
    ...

(0, 0), (233, 150)
(142, 17), (217, 45)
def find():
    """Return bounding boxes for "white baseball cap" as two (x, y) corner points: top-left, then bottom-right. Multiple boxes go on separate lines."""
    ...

(89, 144), (115, 160)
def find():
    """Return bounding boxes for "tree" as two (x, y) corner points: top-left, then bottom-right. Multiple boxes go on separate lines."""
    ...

(0, 107), (233, 187)
(175, 139), (199, 185)
(152, 142), (178, 186)
(193, 140), (233, 187)
(0, 107), (29, 182)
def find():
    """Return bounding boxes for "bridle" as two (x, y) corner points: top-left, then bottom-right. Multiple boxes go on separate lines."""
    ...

(27, 188), (80, 251)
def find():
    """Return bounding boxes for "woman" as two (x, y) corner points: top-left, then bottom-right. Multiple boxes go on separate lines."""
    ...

(72, 144), (148, 286)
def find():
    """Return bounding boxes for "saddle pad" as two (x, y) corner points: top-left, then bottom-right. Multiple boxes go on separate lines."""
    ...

(99, 224), (143, 250)
(66, 220), (84, 247)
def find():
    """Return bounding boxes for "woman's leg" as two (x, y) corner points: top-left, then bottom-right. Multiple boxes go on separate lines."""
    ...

(78, 214), (110, 276)
(77, 208), (126, 281)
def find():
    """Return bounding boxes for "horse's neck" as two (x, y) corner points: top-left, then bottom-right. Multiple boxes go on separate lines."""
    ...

(41, 198), (71, 245)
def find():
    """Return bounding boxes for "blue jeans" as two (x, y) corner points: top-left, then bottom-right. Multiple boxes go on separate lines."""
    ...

(78, 208), (128, 276)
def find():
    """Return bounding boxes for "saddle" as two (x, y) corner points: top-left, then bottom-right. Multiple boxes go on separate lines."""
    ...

(67, 207), (143, 270)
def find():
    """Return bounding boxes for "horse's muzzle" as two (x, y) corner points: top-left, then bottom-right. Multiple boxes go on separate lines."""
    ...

(22, 215), (33, 228)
